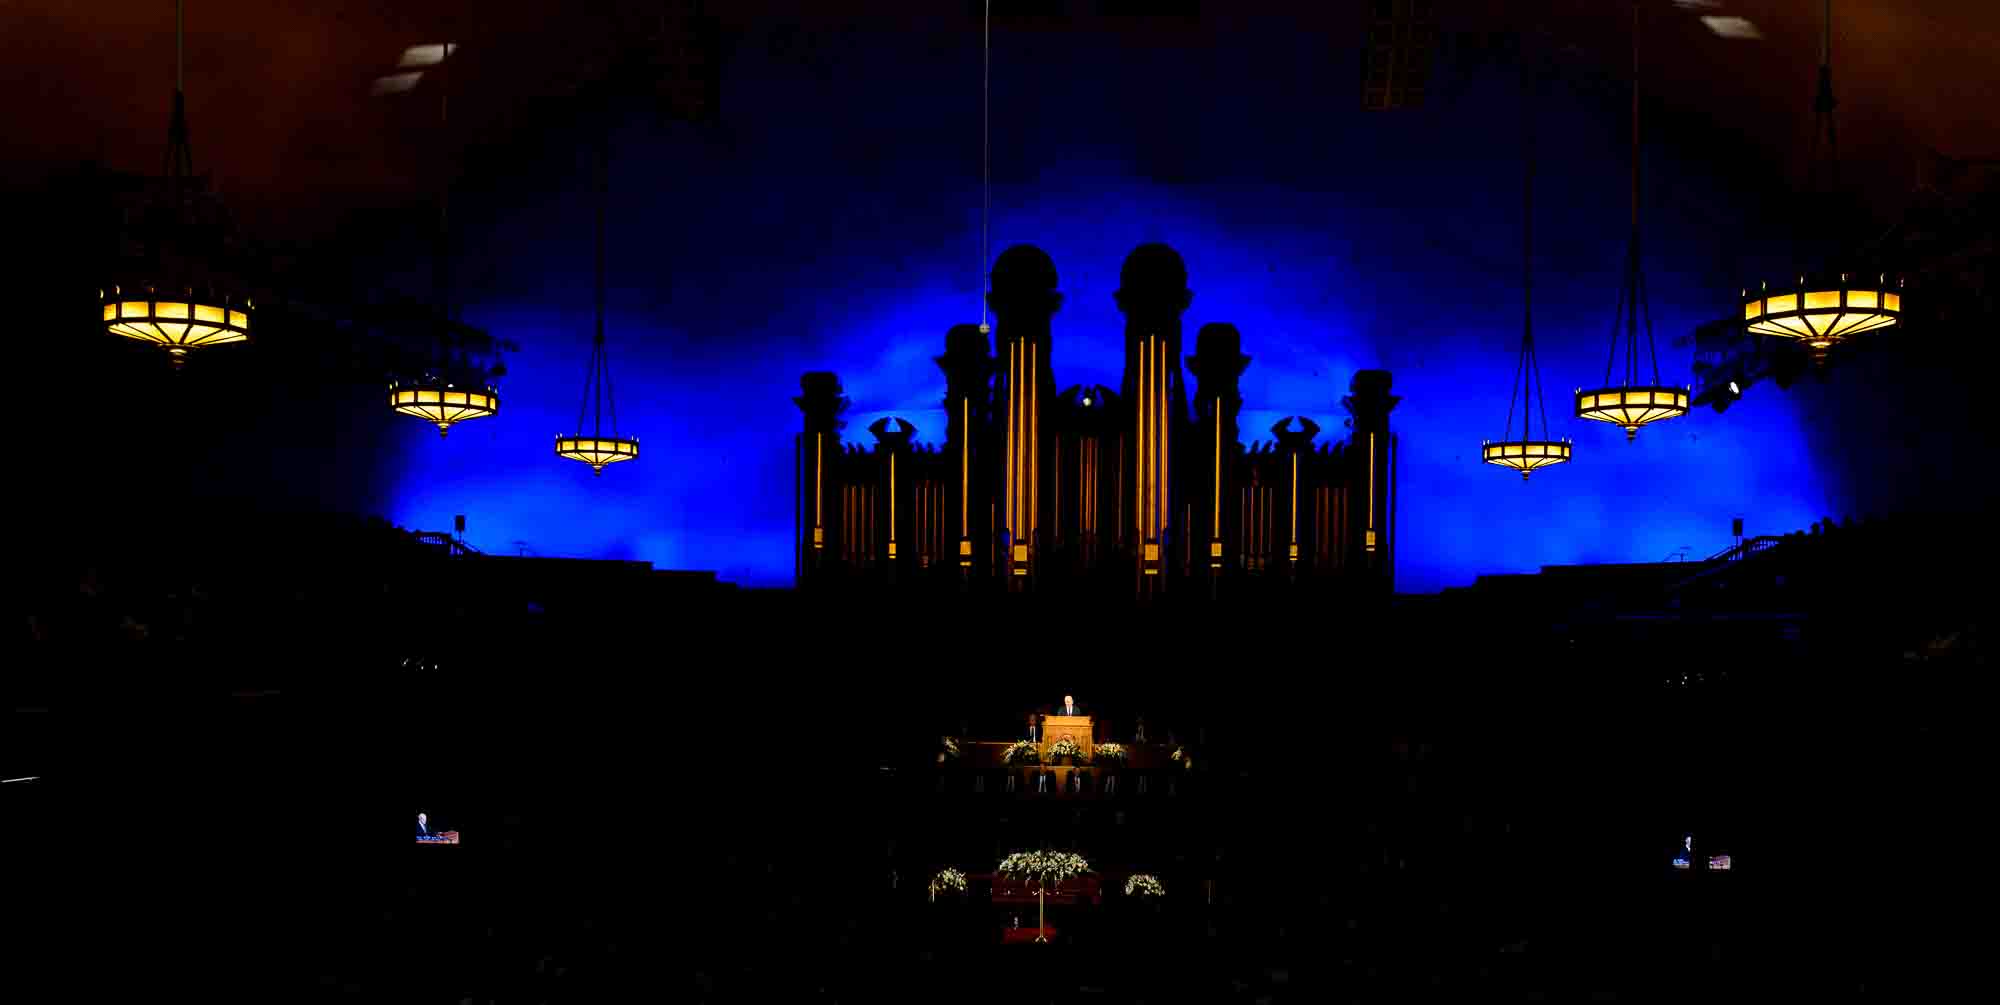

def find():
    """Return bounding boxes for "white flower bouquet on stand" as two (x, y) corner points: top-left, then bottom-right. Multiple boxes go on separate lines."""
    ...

(1093, 742), (1128, 764)
(998, 849), (1091, 889)
(1001, 740), (1039, 765)
(1124, 873), (1166, 898)
(998, 849), (1091, 944)
(929, 867), (967, 901)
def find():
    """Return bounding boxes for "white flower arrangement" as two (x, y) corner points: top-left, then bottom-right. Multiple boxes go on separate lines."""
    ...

(1001, 740), (1039, 765)
(941, 737), (960, 759)
(1048, 736), (1082, 759)
(1124, 873), (1166, 898)
(929, 867), (968, 895)
(1093, 742), (1128, 763)
(998, 850), (1091, 887)
(1170, 746), (1194, 770)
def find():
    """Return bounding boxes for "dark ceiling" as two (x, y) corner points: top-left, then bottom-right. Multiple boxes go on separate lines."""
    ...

(6, 1), (1995, 245)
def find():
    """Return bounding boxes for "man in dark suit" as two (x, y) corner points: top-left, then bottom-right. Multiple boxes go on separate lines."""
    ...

(417, 812), (432, 839)
(1057, 695), (1081, 717)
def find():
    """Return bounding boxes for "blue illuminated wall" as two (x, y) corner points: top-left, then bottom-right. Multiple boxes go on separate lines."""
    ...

(385, 22), (1841, 592)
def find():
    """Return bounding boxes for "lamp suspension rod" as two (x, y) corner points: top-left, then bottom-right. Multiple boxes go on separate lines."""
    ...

(595, 123), (607, 351)
(1502, 59), (1528, 446)
(1816, 0), (1839, 193)
(435, 40), (452, 367)
(1523, 56), (1536, 444)
(595, 122), (607, 436)
(1627, 0), (1640, 388)
(165, 0), (194, 184)
(980, 0), (991, 330)
(599, 117), (620, 438)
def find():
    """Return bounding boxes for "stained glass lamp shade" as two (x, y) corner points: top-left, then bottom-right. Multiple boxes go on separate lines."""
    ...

(1482, 438), (1572, 478)
(1743, 276), (1902, 354)
(390, 378), (499, 437)
(1575, 386), (1688, 442)
(556, 433), (638, 474)
(103, 289), (249, 367)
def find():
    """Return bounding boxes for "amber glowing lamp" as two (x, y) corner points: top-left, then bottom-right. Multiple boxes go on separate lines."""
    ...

(1574, 386), (1688, 442)
(103, 289), (249, 367)
(555, 434), (639, 474)
(1742, 275), (1902, 357)
(390, 379), (500, 438)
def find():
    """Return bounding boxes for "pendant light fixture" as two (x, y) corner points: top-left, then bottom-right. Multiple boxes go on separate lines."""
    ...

(1739, 0), (1902, 364)
(1483, 60), (1570, 480)
(102, 0), (251, 368)
(388, 41), (499, 437)
(1575, 0), (1688, 442)
(556, 123), (638, 475)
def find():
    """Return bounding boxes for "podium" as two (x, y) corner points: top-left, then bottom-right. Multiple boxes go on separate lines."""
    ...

(1041, 715), (1093, 760)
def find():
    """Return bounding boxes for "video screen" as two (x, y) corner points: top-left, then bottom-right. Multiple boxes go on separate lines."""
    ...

(415, 807), (460, 844)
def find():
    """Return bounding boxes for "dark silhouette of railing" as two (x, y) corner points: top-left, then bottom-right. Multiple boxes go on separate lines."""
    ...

(1707, 536), (1784, 563)
(411, 531), (483, 558)
(1668, 535), (1787, 595)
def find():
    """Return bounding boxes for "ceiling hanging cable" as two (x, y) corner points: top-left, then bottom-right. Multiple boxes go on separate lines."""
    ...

(165, 0), (192, 183)
(582, 129), (606, 437)
(979, 0), (991, 335)
(1810, 0), (1838, 198)
(437, 40), (452, 365)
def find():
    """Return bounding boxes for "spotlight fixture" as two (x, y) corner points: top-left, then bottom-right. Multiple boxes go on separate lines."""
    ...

(1576, 1), (1688, 442)
(1483, 58), (1571, 481)
(1700, 16), (1762, 40)
(399, 43), (452, 68)
(104, 1), (253, 369)
(556, 121), (637, 475)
